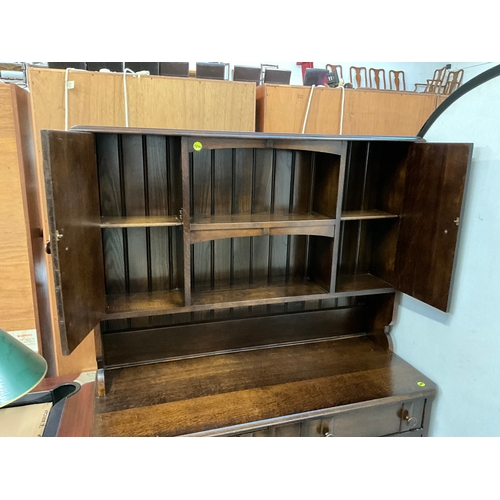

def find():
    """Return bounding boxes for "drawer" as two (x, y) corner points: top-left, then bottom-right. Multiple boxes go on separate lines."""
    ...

(400, 398), (425, 432)
(234, 399), (427, 437)
(237, 423), (303, 437)
(302, 401), (404, 437)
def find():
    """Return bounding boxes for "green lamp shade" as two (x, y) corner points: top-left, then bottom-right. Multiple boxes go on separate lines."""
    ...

(0, 328), (47, 408)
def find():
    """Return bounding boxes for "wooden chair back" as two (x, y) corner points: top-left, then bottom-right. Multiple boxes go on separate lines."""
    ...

(326, 64), (343, 80)
(420, 66), (448, 93)
(350, 67), (368, 88)
(369, 68), (387, 90)
(442, 69), (464, 95)
(196, 62), (225, 80)
(389, 70), (406, 91)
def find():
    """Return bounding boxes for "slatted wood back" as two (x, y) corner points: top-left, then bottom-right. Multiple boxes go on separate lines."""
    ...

(350, 66), (368, 88)
(369, 68), (387, 90)
(442, 69), (464, 95)
(389, 70), (406, 91)
(326, 64), (343, 80)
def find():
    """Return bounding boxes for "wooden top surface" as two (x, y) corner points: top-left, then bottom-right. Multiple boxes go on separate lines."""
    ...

(69, 125), (421, 142)
(92, 337), (436, 437)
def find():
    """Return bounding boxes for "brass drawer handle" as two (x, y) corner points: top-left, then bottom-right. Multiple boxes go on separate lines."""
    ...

(405, 416), (418, 428)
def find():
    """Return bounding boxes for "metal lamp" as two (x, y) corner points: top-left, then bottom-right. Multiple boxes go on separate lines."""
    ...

(0, 328), (47, 408)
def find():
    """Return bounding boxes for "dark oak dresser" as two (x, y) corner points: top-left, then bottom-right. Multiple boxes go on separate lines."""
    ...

(40, 127), (471, 437)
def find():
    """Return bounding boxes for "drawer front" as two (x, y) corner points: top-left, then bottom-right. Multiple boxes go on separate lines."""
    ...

(234, 399), (428, 437)
(302, 402), (403, 437)
(400, 398), (425, 432)
(388, 429), (425, 437)
(237, 423), (302, 437)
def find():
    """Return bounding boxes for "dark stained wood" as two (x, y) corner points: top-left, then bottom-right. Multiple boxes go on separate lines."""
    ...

(191, 212), (334, 229)
(96, 134), (129, 331)
(92, 337), (436, 436)
(42, 130), (105, 354)
(341, 210), (398, 220)
(105, 285), (328, 321)
(190, 213), (335, 242)
(313, 152), (340, 217)
(308, 236), (334, 291)
(37, 127), (470, 438)
(106, 289), (184, 316)
(336, 274), (394, 295)
(73, 125), (421, 143)
(181, 138), (191, 305)
(394, 142), (472, 311)
(101, 304), (381, 368)
(100, 216), (182, 227)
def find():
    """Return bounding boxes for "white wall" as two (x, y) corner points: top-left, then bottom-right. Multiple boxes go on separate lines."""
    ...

(390, 73), (500, 436)
(450, 62), (498, 82)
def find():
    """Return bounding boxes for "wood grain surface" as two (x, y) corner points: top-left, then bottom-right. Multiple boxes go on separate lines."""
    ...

(257, 84), (442, 136)
(43, 131), (105, 353)
(92, 336), (436, 436)
(0, 83), (36, 332)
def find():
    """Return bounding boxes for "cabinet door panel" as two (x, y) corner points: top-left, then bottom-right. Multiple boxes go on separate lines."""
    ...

(42, 131), (105, 354)
(395, 142), (472, 311)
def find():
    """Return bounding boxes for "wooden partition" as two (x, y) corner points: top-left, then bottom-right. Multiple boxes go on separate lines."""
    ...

(23, 67), (256, 376)
(0, 84), (37, 335)
(29, 68), (256, 131)
(256, 84), (447, 136)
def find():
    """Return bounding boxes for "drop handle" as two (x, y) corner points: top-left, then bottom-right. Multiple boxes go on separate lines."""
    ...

(405, 415), (418, 428)
(45, 230), (63, 254)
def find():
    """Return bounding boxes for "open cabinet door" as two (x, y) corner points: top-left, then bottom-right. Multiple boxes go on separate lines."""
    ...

(394, 142), (472, 312)
(43, 130), (105, 354)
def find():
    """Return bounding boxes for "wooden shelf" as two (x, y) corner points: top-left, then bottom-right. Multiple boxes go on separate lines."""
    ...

(192, 279), (329, 307)
(100, 216), (182, 228)
(335, 274), (394, 295)
(105, 290), (184, 318)
(341, 210), (398, 221)
(104, 280), (330, 320)
(190, 213), (335, 242)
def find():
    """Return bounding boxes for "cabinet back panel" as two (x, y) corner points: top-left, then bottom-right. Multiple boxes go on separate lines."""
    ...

(190, 148), (335, 217)
(337, 219), (398, 278)
(102, 227), (183, 294)
(313, 152), (340, 217)
(191, 235), (308, 290)
(96, 133), (184, 300)
(342, 141), (409, 214)
(101, 296), (361, 333)
(100, 294), (394, 367)
(96, 134), (182, 218)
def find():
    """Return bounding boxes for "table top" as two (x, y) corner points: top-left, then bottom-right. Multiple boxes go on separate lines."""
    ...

(93, 336), (436, 437)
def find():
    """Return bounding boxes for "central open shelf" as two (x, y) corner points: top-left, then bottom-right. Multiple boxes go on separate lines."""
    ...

(190, 212), (335, 241)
